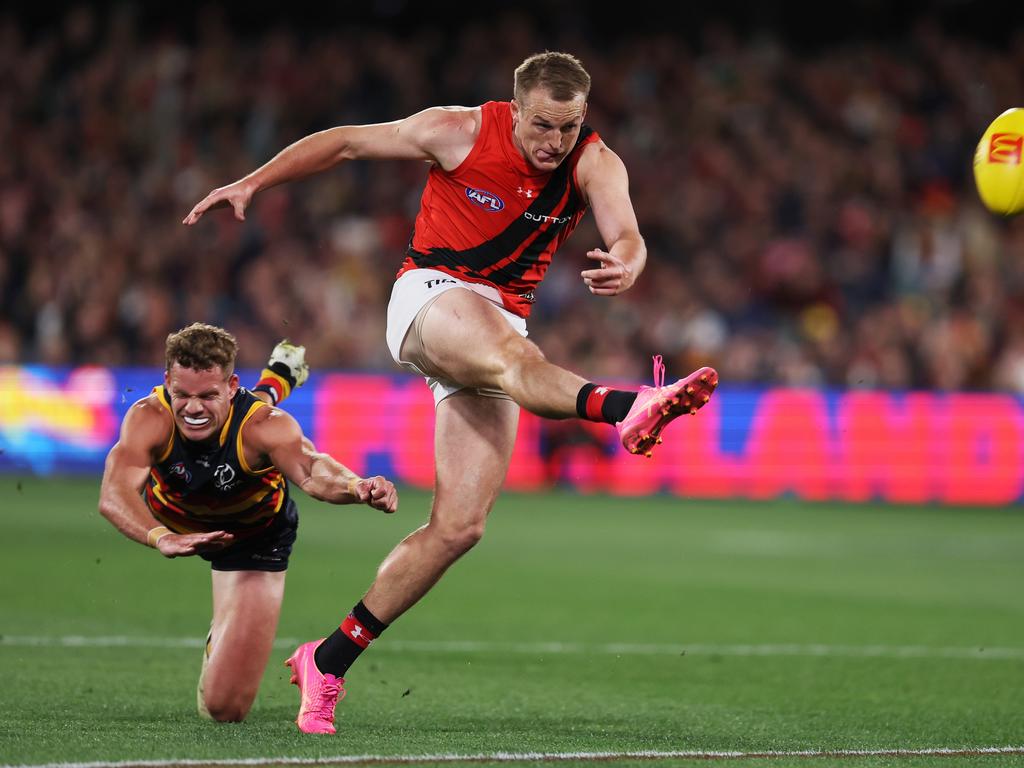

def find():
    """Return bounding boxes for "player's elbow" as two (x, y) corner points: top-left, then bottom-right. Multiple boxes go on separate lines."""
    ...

(331, 127), (363, 163)
(97, 495), (118, 523)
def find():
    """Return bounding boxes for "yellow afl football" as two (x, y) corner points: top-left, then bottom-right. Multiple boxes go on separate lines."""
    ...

(973, 108), (1024, 216)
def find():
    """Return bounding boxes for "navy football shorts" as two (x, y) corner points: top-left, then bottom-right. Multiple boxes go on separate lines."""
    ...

(202, 498), (299, 573)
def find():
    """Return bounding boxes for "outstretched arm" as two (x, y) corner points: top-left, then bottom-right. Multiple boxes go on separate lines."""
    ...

(576, 141), (647, 296)
(300, 440), (398, 512)
(246, 408), (398, 513)
(98, 400), (234, 557)
(183, 106), (479, 225)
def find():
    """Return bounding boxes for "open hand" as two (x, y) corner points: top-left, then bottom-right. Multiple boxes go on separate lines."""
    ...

(156, 530), (235, 558)
(183, 180), (256, 225)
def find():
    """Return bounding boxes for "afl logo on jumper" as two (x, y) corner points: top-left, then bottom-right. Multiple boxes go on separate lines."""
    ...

(169, 462), (192, 483)
(465, 186), (505, 211)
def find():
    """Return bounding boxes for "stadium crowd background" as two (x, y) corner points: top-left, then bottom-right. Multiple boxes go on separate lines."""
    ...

(1, 3), (1023, 392)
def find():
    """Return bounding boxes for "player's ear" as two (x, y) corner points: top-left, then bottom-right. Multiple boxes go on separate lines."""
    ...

(227, 372), (240, 397)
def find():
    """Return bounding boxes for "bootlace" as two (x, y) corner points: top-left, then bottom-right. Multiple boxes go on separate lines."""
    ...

(651, 354), (665, 388)
(316, 675), (344, 721)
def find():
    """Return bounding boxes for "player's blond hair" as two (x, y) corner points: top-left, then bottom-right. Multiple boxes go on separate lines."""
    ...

(514, 51), (591, 103)
(165, 323), (237, 376)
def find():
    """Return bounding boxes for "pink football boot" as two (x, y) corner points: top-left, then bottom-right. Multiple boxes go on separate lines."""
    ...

(284, 639), (345, 734)
(617, 355), (718, 457)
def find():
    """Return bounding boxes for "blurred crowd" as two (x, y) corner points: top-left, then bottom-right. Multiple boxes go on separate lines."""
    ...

(2, 5), (1024, 391)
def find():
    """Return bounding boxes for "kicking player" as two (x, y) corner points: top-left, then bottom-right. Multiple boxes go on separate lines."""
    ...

(185, 52), (717, 733)
(98, 323), (397, 722)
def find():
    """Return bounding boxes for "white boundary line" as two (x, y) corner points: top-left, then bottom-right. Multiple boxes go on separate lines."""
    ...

(5, 746), (1024, 768)
(2, 636), (1022, 660)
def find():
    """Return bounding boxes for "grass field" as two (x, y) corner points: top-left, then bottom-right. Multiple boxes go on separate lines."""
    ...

(1, 477), (1022, 768)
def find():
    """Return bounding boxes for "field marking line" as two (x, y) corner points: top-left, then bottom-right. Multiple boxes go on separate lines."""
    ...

(5, 746), (1024, 768)
(2, 635), (1022, 660)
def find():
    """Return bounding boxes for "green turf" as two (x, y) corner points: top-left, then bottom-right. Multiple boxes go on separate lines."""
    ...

(1, 477), (1022, 767)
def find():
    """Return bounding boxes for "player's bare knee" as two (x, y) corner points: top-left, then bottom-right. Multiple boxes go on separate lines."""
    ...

(493, 336), (545, 384)
(435, 520), (486, 557)
(506, 335), (545, 365)
(201, 688), (253, 723)
(202, 696), (250, 723)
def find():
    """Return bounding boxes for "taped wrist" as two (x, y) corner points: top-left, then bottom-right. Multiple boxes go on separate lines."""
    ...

(253, 362), (296, 405)
(147, 525), (172, 548)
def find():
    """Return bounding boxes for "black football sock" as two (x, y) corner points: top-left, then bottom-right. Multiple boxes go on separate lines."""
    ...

(576, 383), (638, 424)
(314, 600), (389, 678)
(253, 361), (298, 405)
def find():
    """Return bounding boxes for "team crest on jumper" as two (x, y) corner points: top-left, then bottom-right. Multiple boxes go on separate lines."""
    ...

(213, 463), (238, 491)
(465, 186), (505, 211)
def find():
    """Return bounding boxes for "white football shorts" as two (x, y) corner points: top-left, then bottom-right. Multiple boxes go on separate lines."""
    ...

(386, 268), (528, 405)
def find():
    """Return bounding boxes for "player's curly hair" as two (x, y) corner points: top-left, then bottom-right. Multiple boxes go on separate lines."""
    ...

(165, 323), (238, 375)
(514, 51), (590, 103)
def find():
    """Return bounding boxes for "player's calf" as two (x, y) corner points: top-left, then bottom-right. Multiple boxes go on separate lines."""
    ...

(197, 626), (213, 720)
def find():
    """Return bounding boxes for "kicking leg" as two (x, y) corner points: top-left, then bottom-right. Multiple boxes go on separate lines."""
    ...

(199, 569), (286, 722)
(410, 288), (718, 453)
(408, 288), (583, 419)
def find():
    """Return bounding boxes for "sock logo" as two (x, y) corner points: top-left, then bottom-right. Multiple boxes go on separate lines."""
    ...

(341, 614), (376, 649)
(595, 387), (609, 395)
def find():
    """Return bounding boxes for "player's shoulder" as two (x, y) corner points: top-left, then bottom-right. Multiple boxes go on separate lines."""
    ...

(403, 105), (481, 140)
(127, 389), (171, 423)
(425, 104), (481, 130)
(409, 105), (482, 171)
(577, 135), (614, 167)
(117, 389), (173, 449)
(575, 137), (623, 191)
(242, 403), (302, 449)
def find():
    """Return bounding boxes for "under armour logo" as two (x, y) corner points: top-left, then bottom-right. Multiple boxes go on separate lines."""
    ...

(350, 624), (364, 640)
(595, 387), (609, 395)
(517, 186), (535, 199)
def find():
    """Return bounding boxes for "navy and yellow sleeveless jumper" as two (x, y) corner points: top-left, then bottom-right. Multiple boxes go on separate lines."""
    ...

(145, 386), (288, 539)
